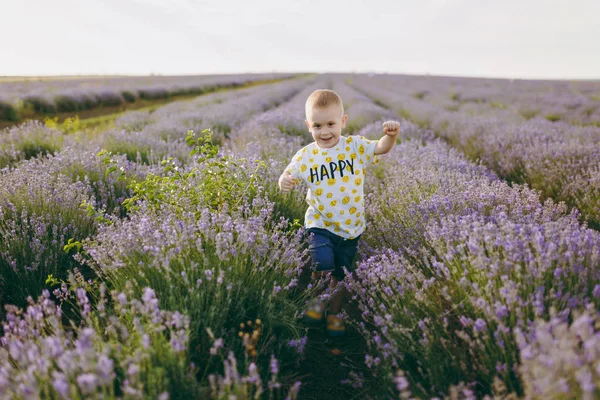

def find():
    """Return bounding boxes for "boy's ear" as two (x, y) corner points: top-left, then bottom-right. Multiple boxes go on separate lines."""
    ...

(341, 115), (348, 127)
(305, 119), (311, 130)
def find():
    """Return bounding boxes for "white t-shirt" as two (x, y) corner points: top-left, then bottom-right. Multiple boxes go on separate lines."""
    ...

(284, 135), (380, 239)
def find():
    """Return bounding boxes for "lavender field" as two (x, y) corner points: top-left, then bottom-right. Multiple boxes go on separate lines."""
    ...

(0, 73), (599, 399)
(0, 73), (296, 123)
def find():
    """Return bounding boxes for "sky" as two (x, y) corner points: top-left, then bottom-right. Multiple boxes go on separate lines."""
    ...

(2, 0), (599, 80)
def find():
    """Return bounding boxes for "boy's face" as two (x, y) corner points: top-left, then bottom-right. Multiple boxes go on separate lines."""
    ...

(305, 104), (348, 149)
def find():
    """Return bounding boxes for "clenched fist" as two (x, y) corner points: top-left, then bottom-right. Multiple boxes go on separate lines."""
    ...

(383, 120), (401, 137)
(279, 173), (297, 193)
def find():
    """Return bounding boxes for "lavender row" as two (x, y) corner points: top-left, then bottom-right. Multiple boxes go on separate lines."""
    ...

(0, 142), (154, 318)
(91, 77), (312, 166)
(348, 74), (600, 125)
(0, 77), (311, 169)
(340, 122), (600, 398)
(348, 74), (600, 230)
(0, 273), (301, 399)
(0, 73), (297, 121)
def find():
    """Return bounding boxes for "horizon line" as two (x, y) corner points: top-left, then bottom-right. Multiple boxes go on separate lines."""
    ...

(1, 71), (599, 83)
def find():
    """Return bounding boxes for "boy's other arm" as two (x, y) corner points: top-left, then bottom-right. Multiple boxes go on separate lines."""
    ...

(278, 172), (297, 193)
(374, 120), (401, 155)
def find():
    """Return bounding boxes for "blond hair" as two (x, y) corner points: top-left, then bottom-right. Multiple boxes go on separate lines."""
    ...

(305, 89), (344, 116)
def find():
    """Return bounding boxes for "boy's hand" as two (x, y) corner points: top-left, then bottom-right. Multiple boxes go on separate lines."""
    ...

(279, 173), (297, 193)
(383, 121), (401, 137)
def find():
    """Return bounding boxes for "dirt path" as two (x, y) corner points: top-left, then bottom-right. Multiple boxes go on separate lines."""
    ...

(293, 265), (383, 400)
(297, 311), (378, 400)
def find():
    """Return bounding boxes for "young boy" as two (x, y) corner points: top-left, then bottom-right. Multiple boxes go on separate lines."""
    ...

(278, 89), (400, 337)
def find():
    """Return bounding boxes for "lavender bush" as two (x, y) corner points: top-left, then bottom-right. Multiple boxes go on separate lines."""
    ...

(348, 73), (600, 230)
(0, 166), (97, 314)
(0, 121), (64, 168)
(0, 278), (198, 399)
(70, 132), (312, 392)
(343, 128), (600, 397)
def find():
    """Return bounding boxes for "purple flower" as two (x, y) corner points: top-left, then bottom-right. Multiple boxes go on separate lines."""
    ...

(395, 375), (409, 391)
(77, 373), (98, 395)
(52, 372), (70, 398)
(288, 336), (308, 354)
(270, 354), (279, 375)
(474, 318), (486, 332)
(459, 316), (472, 327)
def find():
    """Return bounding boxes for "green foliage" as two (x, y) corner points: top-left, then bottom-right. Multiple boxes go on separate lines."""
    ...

(98, 149), (127, 180)
(120, 129), (267, 215)
(23, 96), (56, 114)
(444, 104), (461, 112)
(489, 102), (507, 109)
(277, 124), (309, 140)
(343, 121), (362, 135)
(0, 102), (18, 121)
(121, 90), (137, 103)
(413, 91), (428, 100)
(268, 187), (307, 230)
(45, 115), (82, 134)
(18, 141), (60, 160)
(373, 98), (389, 109)
(519, 109), (539, 120)
(211, 123), (232, 136)
(545, 113), (562, 122)
(55, 95), (86, 113)
(63, 238), (83, 254)
(186, 128), (219, 161)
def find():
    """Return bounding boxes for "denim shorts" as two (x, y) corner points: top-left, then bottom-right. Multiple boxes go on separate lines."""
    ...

(306, 227), (361, 280)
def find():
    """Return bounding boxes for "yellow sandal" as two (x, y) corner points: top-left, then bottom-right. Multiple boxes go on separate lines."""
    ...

(326, 313), (345, 337)
(304, 298), (326, 326)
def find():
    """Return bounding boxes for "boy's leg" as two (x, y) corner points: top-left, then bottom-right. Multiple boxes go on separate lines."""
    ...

(329, 235), (360, 313)
(327, 275), (347, 314)
(325, 236), (360, 337)
(304, 229), (335, 325)
(306, 228), (336, 282)
(325, 276), (347, 337)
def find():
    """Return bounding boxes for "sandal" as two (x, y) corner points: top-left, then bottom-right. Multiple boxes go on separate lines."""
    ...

(326, 313), (345, 337)
(304, 298), (326, 325)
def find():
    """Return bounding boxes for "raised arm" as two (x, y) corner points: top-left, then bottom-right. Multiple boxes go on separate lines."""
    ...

(374, 121), (401, 155)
